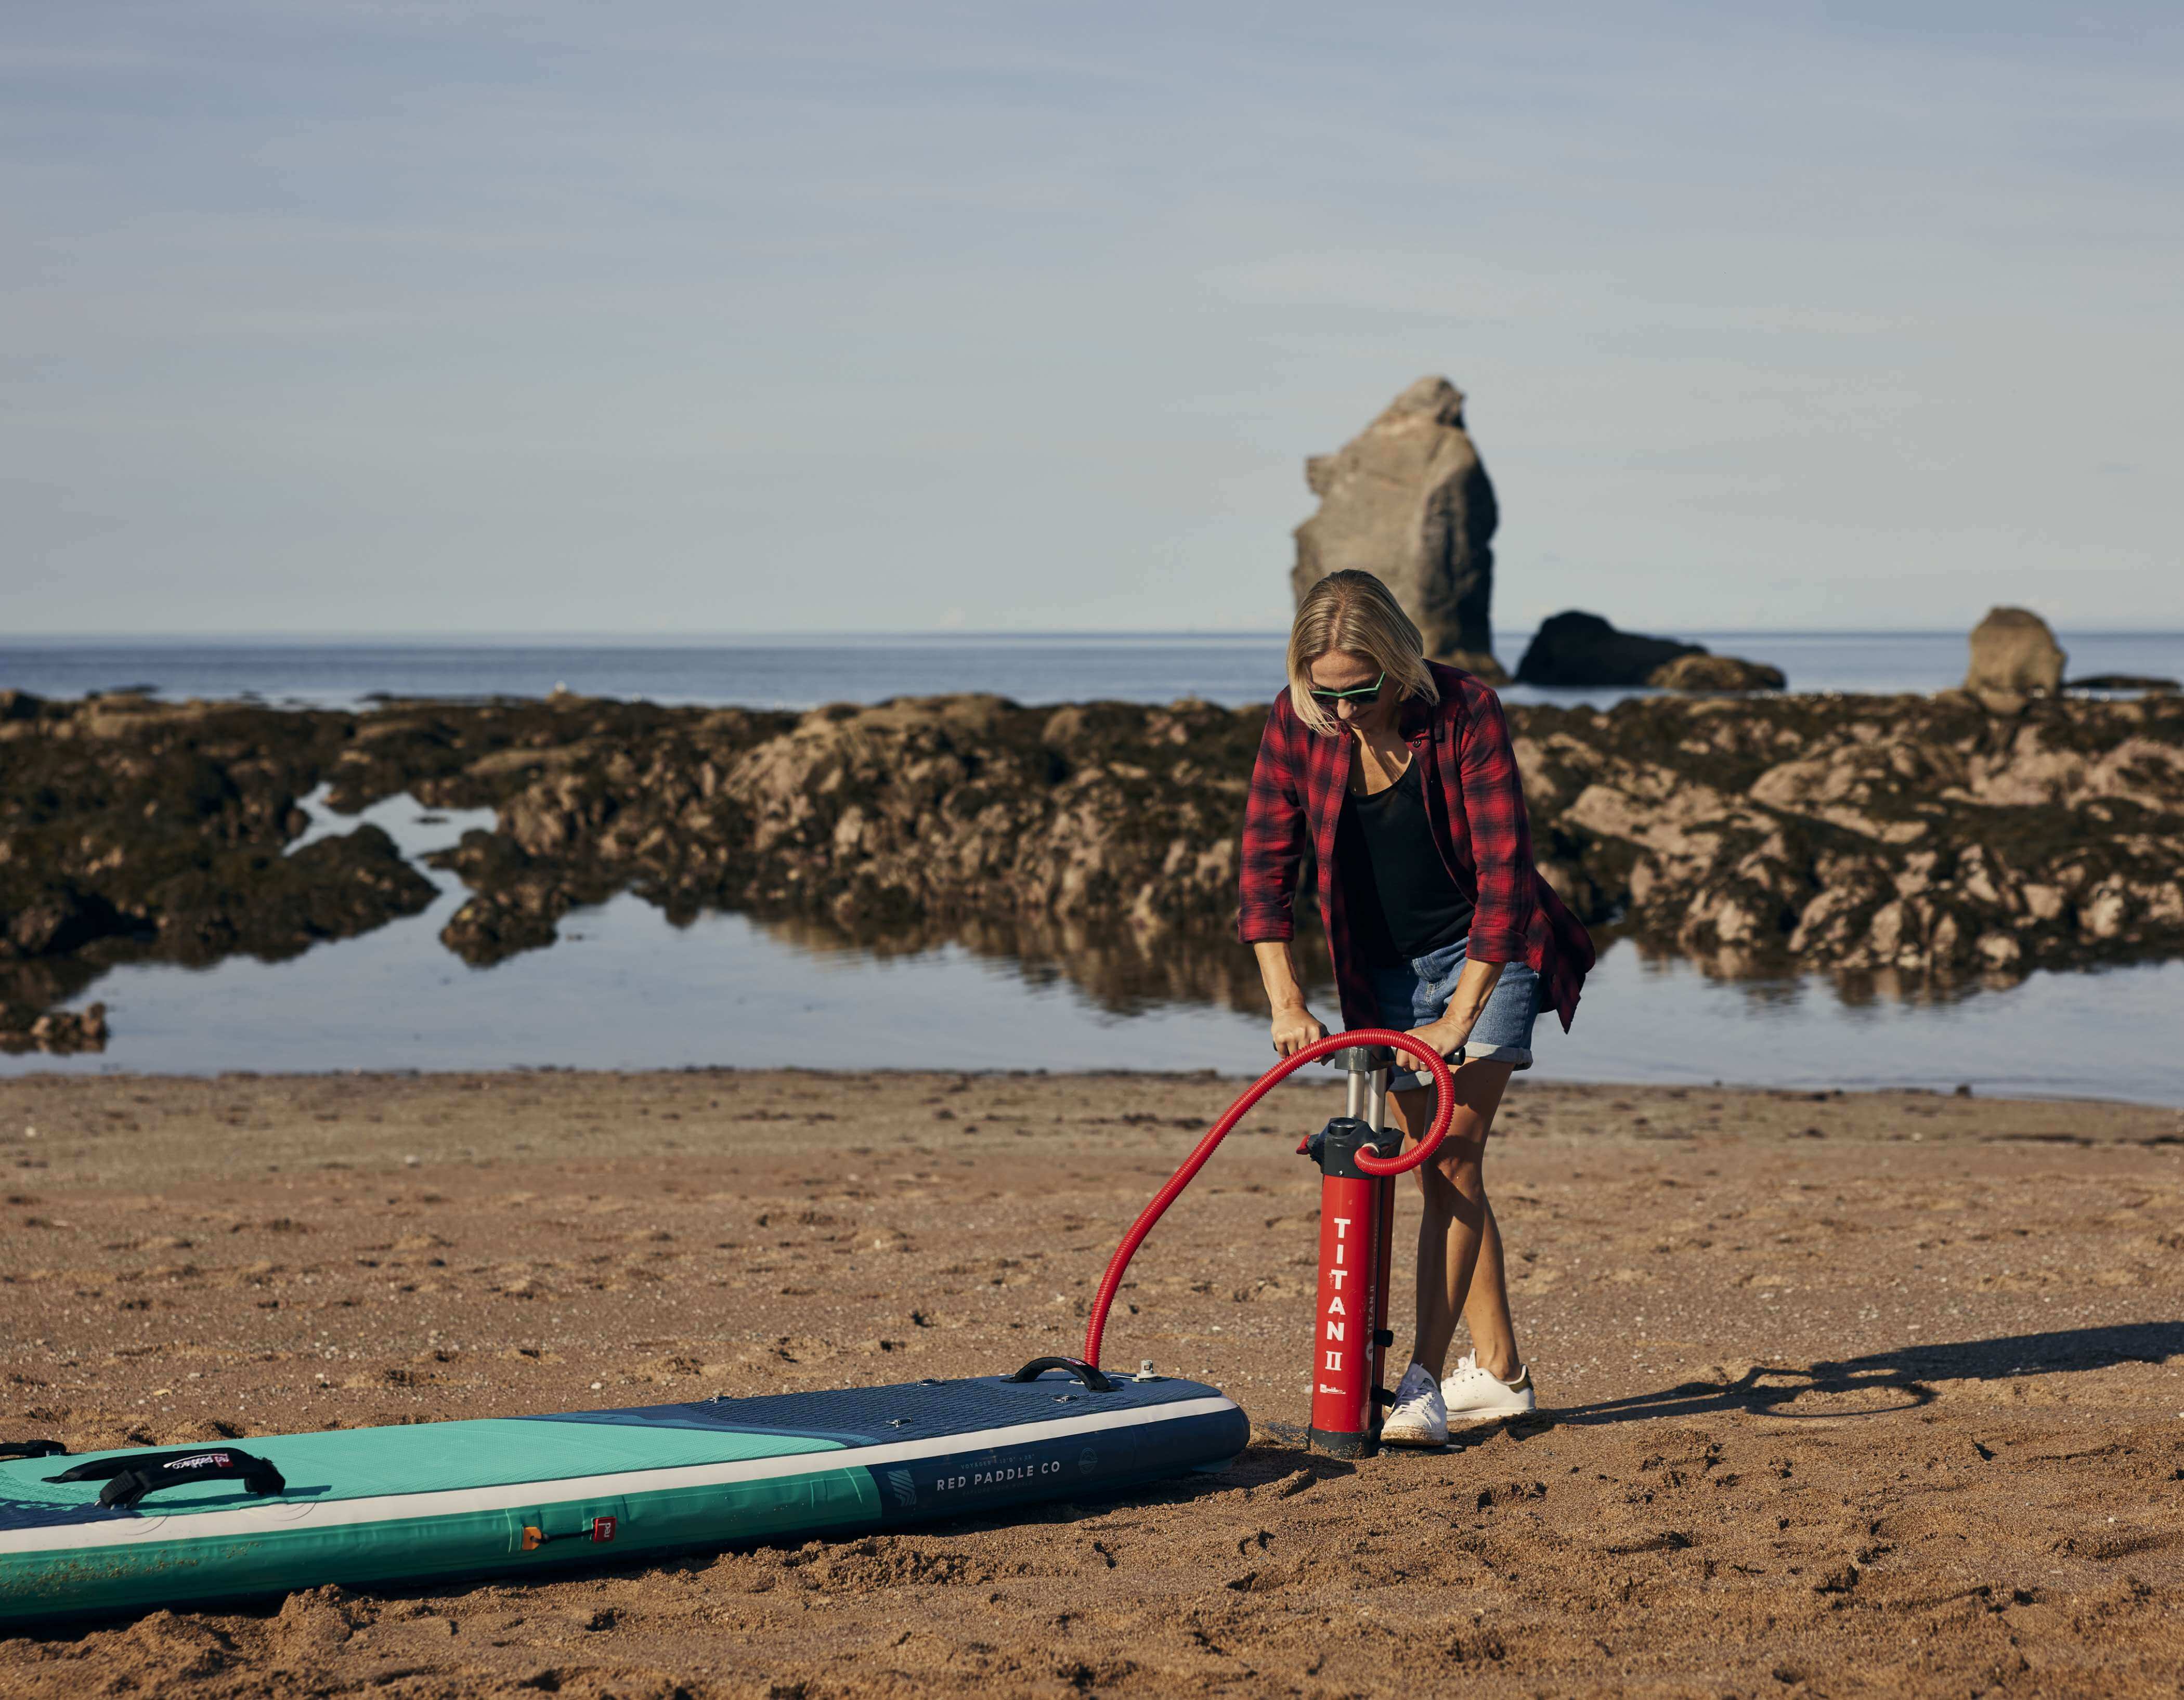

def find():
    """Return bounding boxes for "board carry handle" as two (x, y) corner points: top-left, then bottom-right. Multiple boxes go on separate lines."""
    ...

(0, 1439), (67, 1460)
(48, 1446), (287, 1509)
(1007, 1356), (1115, 1393)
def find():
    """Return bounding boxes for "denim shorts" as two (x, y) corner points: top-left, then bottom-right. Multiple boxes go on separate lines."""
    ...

(1368, 937), (1541, 1089)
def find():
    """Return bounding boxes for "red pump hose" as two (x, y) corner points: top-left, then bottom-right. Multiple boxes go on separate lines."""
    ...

(1078, 1028), (1457, 1370)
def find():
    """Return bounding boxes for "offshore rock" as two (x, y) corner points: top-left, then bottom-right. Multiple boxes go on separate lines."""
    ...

(1646, 653), (1788, 692)
(1518, 613), (1784, 691)
(1965, 607), (2065, 707)
(2069, 673), (2178, 694)
(1517, 611), (1700, 686)
(1292, 377), (1505, 682)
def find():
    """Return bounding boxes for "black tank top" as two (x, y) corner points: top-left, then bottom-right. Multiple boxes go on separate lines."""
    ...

(1335, 756), (1476, 966)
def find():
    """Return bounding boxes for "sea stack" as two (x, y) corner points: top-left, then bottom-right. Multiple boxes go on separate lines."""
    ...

(1965, 607), (2065, 709)
(1292, 376), (1504, 683)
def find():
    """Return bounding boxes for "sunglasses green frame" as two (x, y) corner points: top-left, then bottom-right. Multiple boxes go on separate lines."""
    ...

(1306, 670), (1386, 702)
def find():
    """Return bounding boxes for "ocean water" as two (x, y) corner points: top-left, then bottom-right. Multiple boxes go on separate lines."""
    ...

(2, 630), (2180, 712)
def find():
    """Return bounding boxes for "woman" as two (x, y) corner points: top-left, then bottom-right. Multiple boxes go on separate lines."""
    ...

(1238, 570), (1593, 1445)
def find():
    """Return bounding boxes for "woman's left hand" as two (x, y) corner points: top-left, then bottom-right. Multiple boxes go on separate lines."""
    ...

(1401, 1017), (1471, 1073)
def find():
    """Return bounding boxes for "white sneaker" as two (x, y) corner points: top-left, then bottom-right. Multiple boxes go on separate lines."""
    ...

(1378, 1362), (1448, 1448)
(1441, 1353), (1537, 1426)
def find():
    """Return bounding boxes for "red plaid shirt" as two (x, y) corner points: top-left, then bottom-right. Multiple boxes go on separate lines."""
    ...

(1237, 662), (1593, 1035)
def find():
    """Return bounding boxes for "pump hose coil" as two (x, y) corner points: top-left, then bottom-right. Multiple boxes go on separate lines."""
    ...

(1078, 1028), (1456, 1370)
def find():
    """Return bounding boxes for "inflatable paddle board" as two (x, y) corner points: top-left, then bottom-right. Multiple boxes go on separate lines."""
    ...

(0, 1361), (1245, 1623)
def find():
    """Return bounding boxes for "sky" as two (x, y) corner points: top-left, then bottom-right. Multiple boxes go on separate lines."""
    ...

(3, 2), (2180, 638)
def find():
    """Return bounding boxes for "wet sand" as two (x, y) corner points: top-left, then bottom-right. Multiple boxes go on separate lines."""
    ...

(2, 1068), (2180, 1698)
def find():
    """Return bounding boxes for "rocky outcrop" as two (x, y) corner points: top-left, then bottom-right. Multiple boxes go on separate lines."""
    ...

(0, 1000), (106, 1055)
(1513, 692), (2184, 982)
(2069, 674), (2179, 694)
(1293, 377), (1504, 682)
(1520, 615), (1703, 689)
(1644, 653), (1787, 692)
(0, 694), (447, 1049)
(1516, 612), (1785, 691)
(1966, 607), (2065, 707)
(2, 685), (2180, 1039)
(0, 691), (764, 1047)
(429, 694), (1263, 963)
(1518, 611), (1700, 685)
(403, 691), (2184, 990)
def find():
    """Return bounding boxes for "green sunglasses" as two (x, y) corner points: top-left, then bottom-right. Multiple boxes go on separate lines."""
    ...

(1307, 670), (1386, 703)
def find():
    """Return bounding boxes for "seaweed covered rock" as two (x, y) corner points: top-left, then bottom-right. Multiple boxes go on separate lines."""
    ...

(429, 829), (612, 965)
(0, 692), (370, 970)
(423, 689), (2183, 991)
(439, 694), (1264, 944)
(1515, 691), (2184, 980)
(1292, 377), (1504, 681)
(1, 683), (2180, 1038)
(1647, 653), (1786, 692)
(0, 690), (786, 1038)
(0, 999), (107, 1055)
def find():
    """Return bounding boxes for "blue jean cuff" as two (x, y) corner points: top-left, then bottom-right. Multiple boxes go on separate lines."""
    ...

(1388, 1042), (1533, 1089)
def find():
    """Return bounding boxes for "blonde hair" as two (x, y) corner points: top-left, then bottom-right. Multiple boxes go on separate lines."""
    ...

(1286, 571), (1439, 734)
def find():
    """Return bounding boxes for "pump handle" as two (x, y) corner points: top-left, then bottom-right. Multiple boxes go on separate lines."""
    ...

(1078, 1028), (1454, 1368)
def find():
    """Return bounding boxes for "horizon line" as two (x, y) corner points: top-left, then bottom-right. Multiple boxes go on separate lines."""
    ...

(6, 626), (2181, 645)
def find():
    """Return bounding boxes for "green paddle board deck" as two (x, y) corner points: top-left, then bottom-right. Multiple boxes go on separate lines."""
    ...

(0, 1367), (1245, 1623)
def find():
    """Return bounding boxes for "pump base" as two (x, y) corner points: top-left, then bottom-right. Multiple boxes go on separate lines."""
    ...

(1307, 1426), (1377, 1459)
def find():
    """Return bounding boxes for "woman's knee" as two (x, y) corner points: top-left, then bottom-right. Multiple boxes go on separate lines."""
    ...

(1435, 1140), (1487, 1195)
(1412, 1137), (1486, 1199)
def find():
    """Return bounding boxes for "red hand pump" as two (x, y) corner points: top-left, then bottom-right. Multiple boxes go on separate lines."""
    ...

(1077, 1029), (1456, 1458)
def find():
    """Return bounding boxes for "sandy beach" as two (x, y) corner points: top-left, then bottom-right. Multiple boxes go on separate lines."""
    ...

(2, 1067), (2180, 1698)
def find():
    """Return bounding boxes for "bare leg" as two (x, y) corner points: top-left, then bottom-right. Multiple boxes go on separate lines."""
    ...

(1462, 1199), (1517, 1376)
(1391, 1062), (1519, 1381)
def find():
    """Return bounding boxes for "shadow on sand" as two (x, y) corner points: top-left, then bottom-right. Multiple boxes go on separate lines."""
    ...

(1550, 1321), (2184, 1426)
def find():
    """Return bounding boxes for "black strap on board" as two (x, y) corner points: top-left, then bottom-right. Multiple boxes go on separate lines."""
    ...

(1006, 1356), (1115, 1393)
(0, 1439), (67, 1460)
(47, 1447), (287, 1509)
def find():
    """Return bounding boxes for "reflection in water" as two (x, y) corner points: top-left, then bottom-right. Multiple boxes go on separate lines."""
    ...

(1614, 935), (2036, 1014)
(751, 909), (1334, 1021)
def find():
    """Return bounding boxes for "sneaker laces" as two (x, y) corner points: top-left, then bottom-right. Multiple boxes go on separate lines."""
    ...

(1448, 1351), (1527, 1389)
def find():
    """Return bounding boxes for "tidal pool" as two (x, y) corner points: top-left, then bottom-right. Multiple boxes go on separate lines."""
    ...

(5, 796), (2178, 1106)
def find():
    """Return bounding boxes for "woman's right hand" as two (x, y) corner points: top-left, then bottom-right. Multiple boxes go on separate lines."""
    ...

(1269, 1002), (1327, 1058)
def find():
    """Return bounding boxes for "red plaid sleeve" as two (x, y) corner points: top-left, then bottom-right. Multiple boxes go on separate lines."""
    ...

(1459, 683), (1536, 963)
(1236, 693), (1310, 943)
